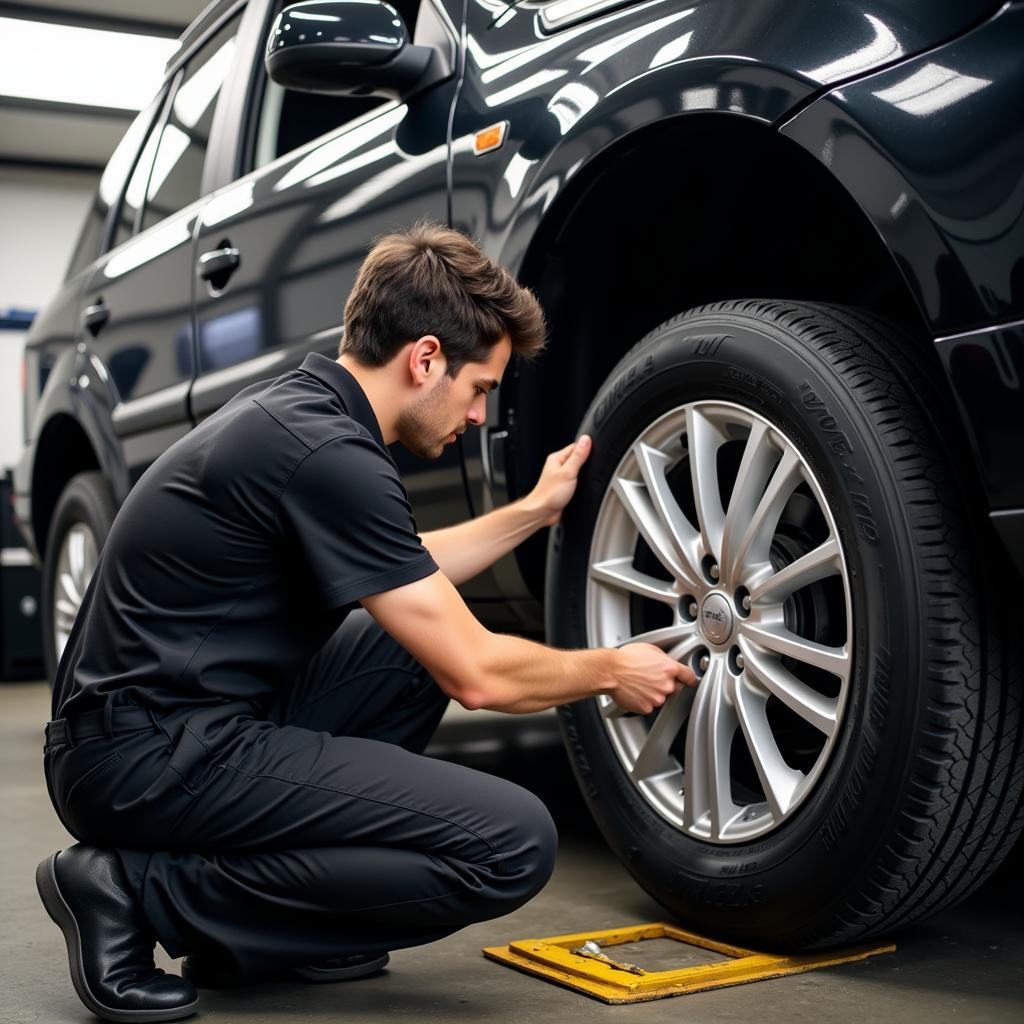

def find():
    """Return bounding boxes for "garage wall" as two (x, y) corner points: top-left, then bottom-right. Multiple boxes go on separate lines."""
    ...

(0, 165), (97, 467)
(0, 166), (97, 312)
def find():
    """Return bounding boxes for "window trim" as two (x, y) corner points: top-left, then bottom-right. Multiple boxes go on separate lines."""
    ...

(132, 70), (182, 236)
(99, 81), (173, 257)
(236, 0), (289, 180)
(135, 12), (244, 236)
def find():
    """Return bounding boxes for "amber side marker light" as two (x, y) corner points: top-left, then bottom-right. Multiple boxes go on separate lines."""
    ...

(473, 121), (508, 156)
(483, 922), (895, 1004)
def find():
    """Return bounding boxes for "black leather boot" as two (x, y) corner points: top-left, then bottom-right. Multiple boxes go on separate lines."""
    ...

(36, 846), (198, 1022)
(181, 950), (389, 987)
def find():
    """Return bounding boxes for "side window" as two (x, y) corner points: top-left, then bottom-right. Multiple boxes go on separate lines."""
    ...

(249, 1), (421, 170)
(112, 92), (171, 250)
(66, 92), (164, 276)
(140, 15), (241, 232)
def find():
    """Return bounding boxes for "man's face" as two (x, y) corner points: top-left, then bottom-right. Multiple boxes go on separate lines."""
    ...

(397, 334), (511, 459)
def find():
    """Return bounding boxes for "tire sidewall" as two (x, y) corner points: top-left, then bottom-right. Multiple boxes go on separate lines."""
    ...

(550, 311), (925, 945)
(41, 472), (115, 684)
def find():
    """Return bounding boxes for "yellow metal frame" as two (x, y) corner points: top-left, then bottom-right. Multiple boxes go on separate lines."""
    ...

(483, 922), (895, 1004)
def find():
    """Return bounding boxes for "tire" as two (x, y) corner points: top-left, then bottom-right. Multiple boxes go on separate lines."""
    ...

(41, 471), (116, 685)
(547, 299), (1024, 950)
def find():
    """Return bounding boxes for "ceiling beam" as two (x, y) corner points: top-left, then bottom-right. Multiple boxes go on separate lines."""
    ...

(0, 94), (134, 121)
(0, 2), (188, 37)
(0, 154), (104, 174)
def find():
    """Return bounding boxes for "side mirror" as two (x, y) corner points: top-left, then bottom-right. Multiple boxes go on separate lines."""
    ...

(265, 0), (444, 100)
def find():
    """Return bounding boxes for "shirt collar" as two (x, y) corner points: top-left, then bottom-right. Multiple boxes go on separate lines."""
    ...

(299, 353), (385, 448)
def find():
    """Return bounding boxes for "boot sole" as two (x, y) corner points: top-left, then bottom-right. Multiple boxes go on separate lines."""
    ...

(35, 853), (199, 1023)
(183, 951), (390, 988)
(290, 952), (389, 983)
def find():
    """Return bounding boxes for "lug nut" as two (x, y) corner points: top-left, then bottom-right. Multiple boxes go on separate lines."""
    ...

(742, 595), (751, 610)
(710, 564), (720, 580)
(736, 653), (745, 670)
(688, 601), (698, 618)
(699, 654), (710, 672)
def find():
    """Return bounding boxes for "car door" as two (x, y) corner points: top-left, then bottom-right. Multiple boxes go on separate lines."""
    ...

(189, 0), (467, 530)
(79, 10), (244, 490)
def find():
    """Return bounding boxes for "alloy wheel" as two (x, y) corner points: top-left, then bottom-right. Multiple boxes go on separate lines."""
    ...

(586, 401), (852, 843)
(53, 522), (98, 663)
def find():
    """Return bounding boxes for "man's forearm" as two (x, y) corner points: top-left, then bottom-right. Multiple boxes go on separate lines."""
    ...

(471, 634), (619, 714)
(419, 497), (548, 587)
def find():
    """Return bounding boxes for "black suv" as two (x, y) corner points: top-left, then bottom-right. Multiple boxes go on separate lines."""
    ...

(15, 0), (1024, 951)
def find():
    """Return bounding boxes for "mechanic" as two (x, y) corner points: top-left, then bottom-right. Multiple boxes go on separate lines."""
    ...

(36, 222), (697, 1023)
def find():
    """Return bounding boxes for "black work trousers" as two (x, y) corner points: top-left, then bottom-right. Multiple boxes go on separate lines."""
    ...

(43, 610), (558, 973)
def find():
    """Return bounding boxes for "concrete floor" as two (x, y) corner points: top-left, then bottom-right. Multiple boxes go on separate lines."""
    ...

(2, 680), (1022, 1023)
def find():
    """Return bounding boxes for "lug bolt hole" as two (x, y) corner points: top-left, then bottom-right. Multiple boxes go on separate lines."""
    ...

(694, 648), (710, 675)
(735, 586), (751, 617)
(728, 646), (744, 674)
(680, 596), (698, 622)
(701, 555), (720, 584)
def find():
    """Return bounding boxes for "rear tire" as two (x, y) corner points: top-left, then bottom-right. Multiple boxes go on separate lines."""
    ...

(547, 300), (1024, 949)
(41, 471), (116, 685)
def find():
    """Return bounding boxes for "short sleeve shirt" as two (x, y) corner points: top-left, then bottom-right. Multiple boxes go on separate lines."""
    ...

(52, 353), (439, 720)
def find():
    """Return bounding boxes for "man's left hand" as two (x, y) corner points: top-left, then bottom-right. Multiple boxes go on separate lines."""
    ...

(527, 434), (592, 527)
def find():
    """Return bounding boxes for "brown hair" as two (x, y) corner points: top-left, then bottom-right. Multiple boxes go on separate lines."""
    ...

(340, 221), (546, 377)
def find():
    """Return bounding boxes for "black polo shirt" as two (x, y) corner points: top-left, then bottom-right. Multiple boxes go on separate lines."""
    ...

(53, 353), (439, 721)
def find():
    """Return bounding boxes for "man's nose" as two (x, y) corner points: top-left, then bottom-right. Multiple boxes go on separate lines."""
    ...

(467, 396), (487, 426)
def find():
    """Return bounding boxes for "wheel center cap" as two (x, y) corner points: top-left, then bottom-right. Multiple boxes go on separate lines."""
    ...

(699, 592), (733, 645)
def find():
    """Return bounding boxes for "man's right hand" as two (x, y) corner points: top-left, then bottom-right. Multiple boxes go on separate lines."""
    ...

(609, 643), (698, 715)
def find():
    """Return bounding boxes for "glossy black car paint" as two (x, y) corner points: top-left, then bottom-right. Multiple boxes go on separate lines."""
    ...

(14, 0), (1024, 627)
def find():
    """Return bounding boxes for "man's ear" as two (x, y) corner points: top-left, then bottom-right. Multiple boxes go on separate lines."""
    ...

(408, 335), (445, 386)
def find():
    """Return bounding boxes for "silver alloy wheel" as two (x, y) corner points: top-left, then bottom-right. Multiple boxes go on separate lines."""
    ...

(53, 522), (98, 663)
(586, 401), (852, 844)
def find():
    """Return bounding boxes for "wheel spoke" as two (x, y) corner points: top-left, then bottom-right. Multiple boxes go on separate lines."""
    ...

(590, 557), (678, 606)
(632, 441), (703, 589)
(601, 699), (632, 719)
(667, 631), (704, 661)
(55, 600), (78, 625)
(630, 685), (694, 783)
(616, 624), (697, 651)
(741, 621), (849, 682)
(59, 572), (81, 608)
(731, 448), (803, 579)
(684, 406), (726, 567)
(749, 536), (841, 604)
(720, 421), (778, 582)
(69, 529), (85, 586)
(733, 679), (803, 819)
(611, 477), (693, 584)
(739, 634), (841, 735)
(683, 660), (735, 837)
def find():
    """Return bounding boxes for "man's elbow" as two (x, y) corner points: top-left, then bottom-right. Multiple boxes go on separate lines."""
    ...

(456, 689), (488, 712)
(433, 669), (488, 712)
(445, 673), (504, 712)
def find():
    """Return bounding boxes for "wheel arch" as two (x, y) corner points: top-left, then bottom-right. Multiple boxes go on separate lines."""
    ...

(500, 111), (942, 599)
(31, 414), (104, 563)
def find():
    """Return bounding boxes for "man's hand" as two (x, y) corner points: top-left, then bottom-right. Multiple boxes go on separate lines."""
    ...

(610, 644), (698, 715)
(526, 434), (592, 527)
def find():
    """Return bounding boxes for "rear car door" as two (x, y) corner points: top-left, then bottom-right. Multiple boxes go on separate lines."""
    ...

(189, 0), (467, 529)
(80, 9), (243, 490)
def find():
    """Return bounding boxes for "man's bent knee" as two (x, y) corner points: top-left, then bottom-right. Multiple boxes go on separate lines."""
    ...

(485, 785), (558, 914)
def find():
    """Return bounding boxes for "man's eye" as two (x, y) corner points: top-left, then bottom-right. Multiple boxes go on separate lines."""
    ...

(476, 387), (486, 396)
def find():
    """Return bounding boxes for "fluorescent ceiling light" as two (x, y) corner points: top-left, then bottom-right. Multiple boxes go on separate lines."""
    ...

(0, 16), (176, 110)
